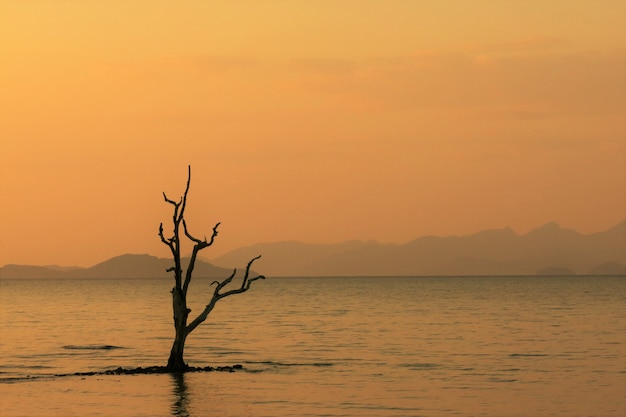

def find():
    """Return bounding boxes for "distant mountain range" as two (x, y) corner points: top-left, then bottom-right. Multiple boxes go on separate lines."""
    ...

(1, 221), (624, 279)
(211, 221), (626, 276)
(0, 254), (234, 280)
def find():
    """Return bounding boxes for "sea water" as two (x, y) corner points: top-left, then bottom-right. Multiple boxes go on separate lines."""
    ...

(0, 276), (624, 416)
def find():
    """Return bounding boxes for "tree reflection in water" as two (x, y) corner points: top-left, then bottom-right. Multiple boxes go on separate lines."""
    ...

(170, 372), (190, 417)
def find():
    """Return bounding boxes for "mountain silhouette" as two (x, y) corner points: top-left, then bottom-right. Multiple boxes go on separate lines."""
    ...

(2, 221), (624, 278)
(0, 254), (234, 279)
(211, 221), (626, 276)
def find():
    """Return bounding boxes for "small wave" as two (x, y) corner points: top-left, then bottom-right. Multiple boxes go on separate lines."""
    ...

(245, 360), (333, 368)
(399, 363), (440, 370)
(0, 364), (54, 370)
(487, 377), (518, 383)
(0, 376), (45, 384)
(62, 344), (125, 350)
(509, 353), (549, 357)
(205, 348), (248, 356)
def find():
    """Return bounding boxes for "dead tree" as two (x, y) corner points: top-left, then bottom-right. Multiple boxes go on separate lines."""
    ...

(158, 166), (264, 371)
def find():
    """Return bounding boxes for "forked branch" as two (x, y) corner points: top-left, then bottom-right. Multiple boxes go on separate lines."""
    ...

(185, 255), (265, 335)
(182, 221), (221, 295)
(183, 220), (220, 249)
(162, 192), (181, 207)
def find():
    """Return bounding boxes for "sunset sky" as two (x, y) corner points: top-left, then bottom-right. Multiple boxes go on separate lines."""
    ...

(1, 1), (625, 268)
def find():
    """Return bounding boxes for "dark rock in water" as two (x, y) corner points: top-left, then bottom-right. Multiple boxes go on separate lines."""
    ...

(62, 364), (245, 378)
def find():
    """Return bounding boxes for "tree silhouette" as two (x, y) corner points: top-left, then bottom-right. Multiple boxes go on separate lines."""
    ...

(159, 166), (264, 371)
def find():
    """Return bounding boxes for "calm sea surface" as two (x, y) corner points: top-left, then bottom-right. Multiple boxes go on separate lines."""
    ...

(0, 276), (624, 416)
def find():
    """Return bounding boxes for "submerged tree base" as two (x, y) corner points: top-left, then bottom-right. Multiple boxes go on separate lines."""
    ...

(59, 364), (244, 378)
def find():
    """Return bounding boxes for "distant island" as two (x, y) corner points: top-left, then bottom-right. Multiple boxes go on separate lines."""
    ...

(0, 254), (233, 280)
(1, 221), (625, 279)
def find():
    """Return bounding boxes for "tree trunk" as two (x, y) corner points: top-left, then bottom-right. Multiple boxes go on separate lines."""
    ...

(167, 287), (189, 371)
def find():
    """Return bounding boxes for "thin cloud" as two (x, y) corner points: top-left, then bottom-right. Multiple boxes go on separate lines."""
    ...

(277, 48), (626, 116)
(465, 36), (572, 55)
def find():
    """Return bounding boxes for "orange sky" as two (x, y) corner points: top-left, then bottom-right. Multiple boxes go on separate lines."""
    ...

(1, 1), (625, 267)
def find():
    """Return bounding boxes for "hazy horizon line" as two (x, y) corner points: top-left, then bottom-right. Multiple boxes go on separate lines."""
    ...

(2, 218), (623, 269)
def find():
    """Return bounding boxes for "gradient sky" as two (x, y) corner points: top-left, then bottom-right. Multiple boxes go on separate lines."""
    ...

(1, 1), (625, 267)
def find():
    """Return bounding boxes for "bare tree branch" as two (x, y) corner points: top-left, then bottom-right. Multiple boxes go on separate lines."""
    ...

(185, 259), (264, 336)
(241, 255), (262, 289)
(182, 220), (220, 248)
(183, 220), (202, 244)
(182, 221), (221, 295)
(159, 223), (178, 271)
(206, 222), (220, 247)
(162, 192), (180, 207)
(159, 223), (173, 247)
(177, 165), (192, 223)
(160, 193), (183, 288)
(217, 256), (265, 299)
